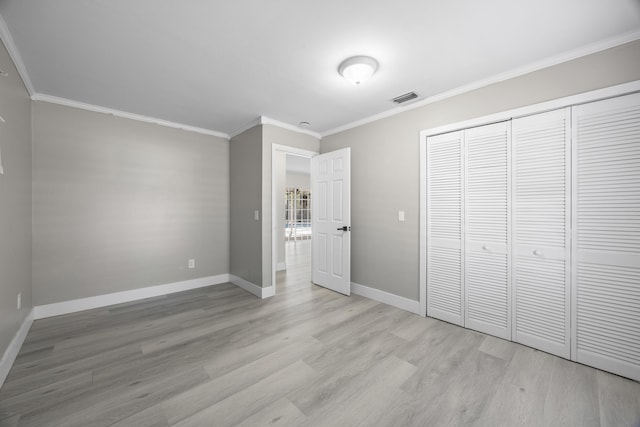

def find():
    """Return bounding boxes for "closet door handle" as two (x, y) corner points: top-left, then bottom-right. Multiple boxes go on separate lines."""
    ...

(533, 249), (542, 257)
(482, 245), (490, 252)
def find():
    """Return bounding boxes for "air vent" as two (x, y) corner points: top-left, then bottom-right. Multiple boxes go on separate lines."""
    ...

(392, 91), (419, 104)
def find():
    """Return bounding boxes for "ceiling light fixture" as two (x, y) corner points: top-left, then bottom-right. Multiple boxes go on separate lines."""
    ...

(338, 56), (378, 85)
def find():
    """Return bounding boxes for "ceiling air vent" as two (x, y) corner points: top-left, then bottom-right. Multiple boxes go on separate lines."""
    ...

(392, 91), (419, 105)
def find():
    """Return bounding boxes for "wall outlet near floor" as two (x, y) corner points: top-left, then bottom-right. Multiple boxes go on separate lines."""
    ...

(188, 259), (195, 269)
(17, 293), (21, 310)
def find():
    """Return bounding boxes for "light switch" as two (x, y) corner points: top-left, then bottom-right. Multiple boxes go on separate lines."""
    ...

(254, 210), (260, 221)
(398, 210), (405, 222)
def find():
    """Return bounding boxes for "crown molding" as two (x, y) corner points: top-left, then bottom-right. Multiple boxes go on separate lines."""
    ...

(321, 29), (640, 137)
(230, 116), (322, 140)
(31, 94), (230, 139)
(229, 117), (263, 139)
(0, 13), (35, 95)
(259, 116), (322, 139)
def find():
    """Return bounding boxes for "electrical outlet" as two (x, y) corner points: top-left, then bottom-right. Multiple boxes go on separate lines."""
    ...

(188, 259), (195, 269)
(17, 293), (21, 310)
(398, 210), (405, 222)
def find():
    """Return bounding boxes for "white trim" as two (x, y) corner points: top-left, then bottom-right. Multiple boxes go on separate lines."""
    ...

(230, 116), (322, 140)
(34, 274), (230, 319)
(260, 116), (322, 139)
(419, 139), (427, 317)
(230, 117), (263, 139)
(271, 143), (317, 295)
(0, 13), (35, 95)
(229, 275), (275, 299)
(276, 261), (287, 272)
(0, 309), (34, 389)
(322, 31), (640, 137)
(30, 94), (230, 140)
(351, 282), (420, 315)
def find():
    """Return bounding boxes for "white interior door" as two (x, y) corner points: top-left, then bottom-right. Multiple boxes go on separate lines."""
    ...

(512, 108), (571, 358)
(464, 121), (511, 340)
(572, 92), (640, 381)
(426, 130), (464, 326)
(311, 148), (351, 295)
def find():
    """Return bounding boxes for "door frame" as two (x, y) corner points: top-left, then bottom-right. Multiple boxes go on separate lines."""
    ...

(271, 143), (318, 294)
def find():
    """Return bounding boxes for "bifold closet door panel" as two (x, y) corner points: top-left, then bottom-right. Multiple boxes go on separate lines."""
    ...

(464, 121), (511, 340)
(573, 92), (640, 381)
(512, 108), (571, 358)
(426, 130), (464, 326)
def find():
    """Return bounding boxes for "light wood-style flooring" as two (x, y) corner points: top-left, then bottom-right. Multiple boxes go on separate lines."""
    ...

(1, 240), (639, 426)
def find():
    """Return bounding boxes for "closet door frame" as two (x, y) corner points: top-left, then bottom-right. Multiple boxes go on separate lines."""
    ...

(420, 80), (640, 321)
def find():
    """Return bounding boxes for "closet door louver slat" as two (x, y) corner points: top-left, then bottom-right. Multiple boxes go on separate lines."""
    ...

(464, 122), (511, 339)
(426, 131), (464, 325)
(513, 108), (571, 358)
(573, 92), (640, 381)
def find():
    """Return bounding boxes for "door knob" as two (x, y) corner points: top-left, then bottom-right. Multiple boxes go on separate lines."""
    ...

(337, 226), (350, 231)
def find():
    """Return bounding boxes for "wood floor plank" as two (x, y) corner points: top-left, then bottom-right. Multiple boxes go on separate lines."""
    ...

(162, 336), (323, 425)
(597, 370), (640, 427)
(475, 346), (555, 427)
(542, 357), (601, 427)
(108, 405), (169, 427)
(17, 367), (209, 427)
(0, 371), (93, 420)
(172, 360), (318, 427)
(297, 355), (416, 426)
(234, 398), (306, 427)
(0, 414), (20, 427)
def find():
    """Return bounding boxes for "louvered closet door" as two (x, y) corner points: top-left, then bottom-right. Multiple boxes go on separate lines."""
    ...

(573, 92), (640, 381)
(512, 109), (571, 358)
(464, 121), (511, 339)
(427, 130), (464, 326)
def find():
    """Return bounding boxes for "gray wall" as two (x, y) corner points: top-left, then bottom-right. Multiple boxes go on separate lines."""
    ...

(230, 125), (263, 286)
(262, 125), (319, 287)
(32, 102), (229, 305)
(0, 40), (32, 359)
(321, 40), (640, 301)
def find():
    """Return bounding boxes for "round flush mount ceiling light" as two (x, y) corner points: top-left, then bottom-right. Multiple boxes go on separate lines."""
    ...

(338, 56), (378, 85)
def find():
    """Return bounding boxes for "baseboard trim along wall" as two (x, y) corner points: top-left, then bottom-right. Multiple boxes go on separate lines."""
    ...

(0, 309), (34, 389)
(230, 275), (275, 299)
(33, 274), (231, 319)
(351, 282), (420, 315)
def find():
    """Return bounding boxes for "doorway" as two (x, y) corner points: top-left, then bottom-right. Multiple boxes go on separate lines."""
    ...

(271, 145), (316, 294)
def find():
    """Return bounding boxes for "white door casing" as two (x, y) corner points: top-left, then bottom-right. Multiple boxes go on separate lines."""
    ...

(311, 148), (351, 295)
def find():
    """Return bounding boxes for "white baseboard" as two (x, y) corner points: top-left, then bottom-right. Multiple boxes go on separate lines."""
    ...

(351, 282), (420, 315)
(34, 274), (231, 319)
(230, 275), (275, 299)
(0, 308), (34, 389)
(276, 262), (286, 272)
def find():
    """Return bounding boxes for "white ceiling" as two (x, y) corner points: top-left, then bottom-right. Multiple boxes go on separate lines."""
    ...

(1, 1), (639, 137)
